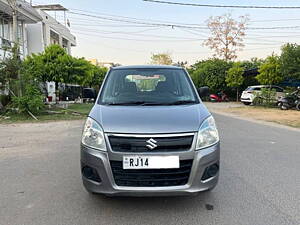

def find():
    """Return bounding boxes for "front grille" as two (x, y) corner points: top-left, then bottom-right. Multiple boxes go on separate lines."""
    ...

(108, 134), (194, 152)
(110, 160), (193, 187)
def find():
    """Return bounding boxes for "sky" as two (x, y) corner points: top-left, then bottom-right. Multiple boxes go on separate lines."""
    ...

(31, 0), (300, 65)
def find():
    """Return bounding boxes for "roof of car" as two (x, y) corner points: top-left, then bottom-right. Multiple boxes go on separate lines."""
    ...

(249, 85), (281, 88)
(111, 65), (183, 70)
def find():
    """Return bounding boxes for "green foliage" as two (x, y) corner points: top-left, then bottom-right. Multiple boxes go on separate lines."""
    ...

(0, 45), (22, 95)
(253, 87), (277, 107)
(150, 53), (173, 65)
(257, 55), (283, 85)
(189, 58), (232, 93)
(226, 62), (244, 88)
(22, 45), (72, 84)
(22, 45), (107, 92)
(73, 60), (107, 89)
(0, 95), (10, 108)
(280, 43), (300, 80)
(240, 58), (265, 71)
(89, 65), (107, 89)
(12, 83), (44, 114)
(226, 62), (244, 101)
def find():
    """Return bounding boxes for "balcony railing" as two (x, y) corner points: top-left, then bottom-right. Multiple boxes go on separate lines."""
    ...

(0, 38), (12, 49)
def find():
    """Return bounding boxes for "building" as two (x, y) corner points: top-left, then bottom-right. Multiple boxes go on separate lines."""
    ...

(88, 58), (117, 68)
(26, 4), (76, 55)
(0, 0), (42, 59)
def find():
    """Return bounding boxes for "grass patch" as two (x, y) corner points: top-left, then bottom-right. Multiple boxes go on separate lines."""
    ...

(65, 103), (94, 114)
(222, 106), (300, 128)
(0, 103), (94, 124)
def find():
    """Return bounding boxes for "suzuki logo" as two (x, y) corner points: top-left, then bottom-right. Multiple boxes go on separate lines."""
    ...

(146, 138), (157, 150)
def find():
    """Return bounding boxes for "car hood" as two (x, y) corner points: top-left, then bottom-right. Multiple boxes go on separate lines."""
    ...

(89, 103), (210, 134)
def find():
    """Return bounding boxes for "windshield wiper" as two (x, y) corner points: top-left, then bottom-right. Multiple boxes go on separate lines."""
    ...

(165, 100), (198, 105)
(104, 100), (197, 106)
(105, 101), (157, 106)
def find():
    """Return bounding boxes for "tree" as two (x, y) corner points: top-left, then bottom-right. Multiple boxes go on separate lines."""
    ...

(90, 66), (107, 90)
(0, 45), (22, 97)
(280, 43), (300, 80)
(150, 52), (173, 65)
(226, 62), (244, 101)
(189, 58), (232, 93)
(204, 13), (248, 61)
(75, 62), (107, 90)
(257, 55), (283, 85)
(22, 45), (74, 95)
(22, 45), (107, 96)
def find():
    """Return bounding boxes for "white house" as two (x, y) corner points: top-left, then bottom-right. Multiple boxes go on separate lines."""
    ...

(26, 4), (76, 55)
(0, 0), (41, 59)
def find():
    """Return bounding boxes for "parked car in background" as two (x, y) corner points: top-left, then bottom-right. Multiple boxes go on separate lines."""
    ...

(241, 85), (285, 105)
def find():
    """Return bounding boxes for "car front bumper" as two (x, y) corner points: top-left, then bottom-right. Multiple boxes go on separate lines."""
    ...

(241, 97), (252, 102)
(80, 142), (220, 196)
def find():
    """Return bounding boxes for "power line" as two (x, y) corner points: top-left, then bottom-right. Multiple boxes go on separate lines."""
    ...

(68, 11), (207, 29)
(69, 8), (207, 27)
(71, 27), (205, 40)
(73, 30), (289, 46)
(69, 11), (300, 30)
(73, 31), (204, 42)
(65, 8), (300, 27)
(143, 0), (300, 9)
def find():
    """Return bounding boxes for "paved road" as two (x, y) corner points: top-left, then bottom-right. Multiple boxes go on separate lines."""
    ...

(0, 114), (299, 225)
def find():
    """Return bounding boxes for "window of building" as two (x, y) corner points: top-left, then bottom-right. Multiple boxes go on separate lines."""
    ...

(50, 30), (59, 45)
(0, 18), (3, 37)
(17, 21), (23, 42)
(3, 19), (10, 40)
(62, 38), (68, 51)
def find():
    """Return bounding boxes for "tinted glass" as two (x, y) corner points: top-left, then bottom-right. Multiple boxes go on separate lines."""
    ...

(274, 87), (283, 92)
(99, 69), (198, 105)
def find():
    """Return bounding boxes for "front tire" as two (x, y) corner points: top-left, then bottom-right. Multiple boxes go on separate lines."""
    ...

(280, 103), (289, 110)
(296, 102), (300, 111)
(243, 102), (251, 105)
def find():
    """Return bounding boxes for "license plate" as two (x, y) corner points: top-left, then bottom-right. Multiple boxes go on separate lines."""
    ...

(123, 156), (179, 169)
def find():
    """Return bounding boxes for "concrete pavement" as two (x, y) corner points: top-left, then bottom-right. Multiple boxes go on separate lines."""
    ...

(0, 114), (299, 225)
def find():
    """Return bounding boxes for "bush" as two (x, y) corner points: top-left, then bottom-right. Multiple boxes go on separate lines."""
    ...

(189, 58), (233, 94)
(0, 95), (10, 108)
(253, 88), (277, 107)
(12, 84), (44, 114)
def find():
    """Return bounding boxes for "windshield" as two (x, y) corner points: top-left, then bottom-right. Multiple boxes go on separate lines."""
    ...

(99, 68), (199, 105)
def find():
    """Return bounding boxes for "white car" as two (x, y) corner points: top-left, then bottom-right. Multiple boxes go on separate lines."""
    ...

(241, 85), (285, 105)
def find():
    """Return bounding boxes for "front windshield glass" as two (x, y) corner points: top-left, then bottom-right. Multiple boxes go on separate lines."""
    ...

(99, 68), (199, 105)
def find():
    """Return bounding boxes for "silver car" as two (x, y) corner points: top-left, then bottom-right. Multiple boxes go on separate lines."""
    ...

(80, 65), (220, 196)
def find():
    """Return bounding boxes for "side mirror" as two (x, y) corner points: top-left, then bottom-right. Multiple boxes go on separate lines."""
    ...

(83, 88), (97, 100)
(198, 86), (210, 98)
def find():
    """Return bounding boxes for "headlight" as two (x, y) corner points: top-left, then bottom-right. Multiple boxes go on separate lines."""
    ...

(81, 117), (106, 151)
(196, 115), (219, 150)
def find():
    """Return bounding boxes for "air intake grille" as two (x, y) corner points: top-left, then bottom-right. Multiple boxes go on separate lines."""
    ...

(110, 160), (193, 187)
